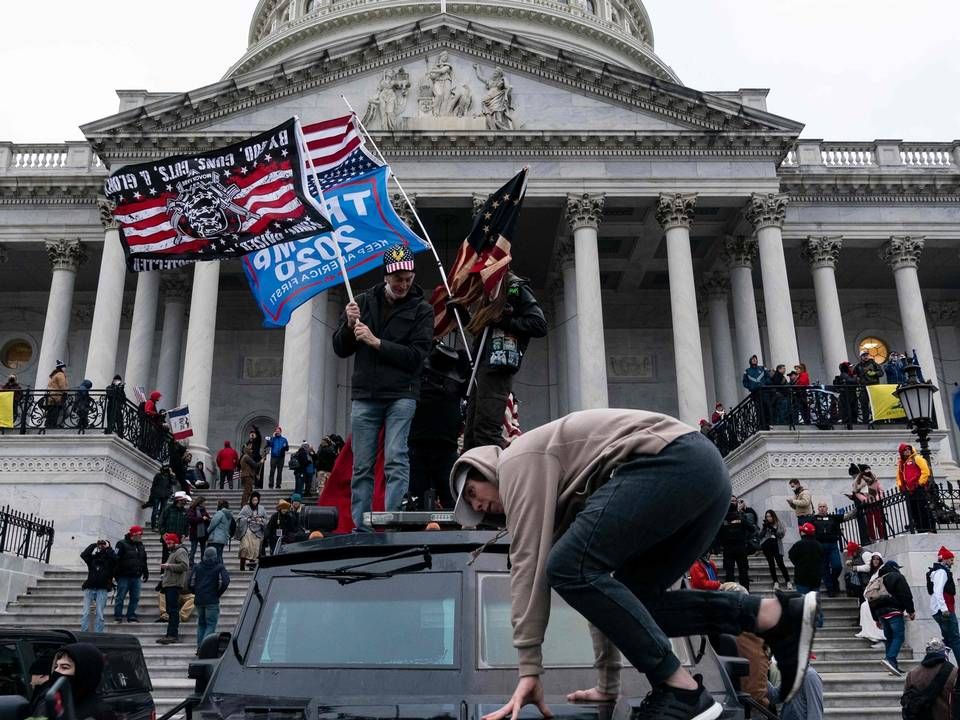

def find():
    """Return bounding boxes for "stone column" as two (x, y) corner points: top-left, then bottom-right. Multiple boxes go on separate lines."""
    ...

(880, 237), (948, 432)
(746, 193), (800, 368)
(724, 235), (764, 378)
(122, 272), (161, 400)
(565, 193), (608, 409)
(154, 272), (190, 407)
(549, 280), (569, 415)
(701, 272), (738, 410)
(927, 301), (960, 456)
(279, 298), (327, 444)
(556, 240), (581, 412)
(656, 193), (708, 425)
(34, 240), (87, 388)
(801, 236), (848, 375)
(83, 197), (128, 387)
(178, 261), (220, 466)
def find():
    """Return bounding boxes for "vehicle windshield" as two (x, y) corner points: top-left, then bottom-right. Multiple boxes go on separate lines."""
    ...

(249, 572), (459, 667)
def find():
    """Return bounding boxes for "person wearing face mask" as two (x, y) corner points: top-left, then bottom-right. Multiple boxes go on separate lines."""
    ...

(32, 643), (110, 720)
(105, 374), (126, 437)
(333, 243), (433, 531)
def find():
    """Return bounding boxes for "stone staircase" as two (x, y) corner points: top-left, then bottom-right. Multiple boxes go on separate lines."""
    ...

(1, 488), (910, 719)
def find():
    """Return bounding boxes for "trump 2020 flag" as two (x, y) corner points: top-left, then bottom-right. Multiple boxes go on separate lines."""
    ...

(103, 119), (333, 272)
(166, 405), (194, 441)
(243, 165), (429, 327)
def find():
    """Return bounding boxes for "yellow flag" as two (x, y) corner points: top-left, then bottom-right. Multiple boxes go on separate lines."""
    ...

(867, 384), (906, 421)
(0, 391), (12, 428)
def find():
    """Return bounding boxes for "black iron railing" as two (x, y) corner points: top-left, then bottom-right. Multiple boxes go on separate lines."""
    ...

(0, 505), (55, 563)
(1, 389), (171, 462)
(838, 482), (960, 546)
(707, 385), (913, 457)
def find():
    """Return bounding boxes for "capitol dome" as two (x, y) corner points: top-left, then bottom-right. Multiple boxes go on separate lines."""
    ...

(226, 0), (679, 82)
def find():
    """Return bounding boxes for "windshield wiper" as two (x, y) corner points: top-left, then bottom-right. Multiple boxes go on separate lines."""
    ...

(290, 546), (432, 585)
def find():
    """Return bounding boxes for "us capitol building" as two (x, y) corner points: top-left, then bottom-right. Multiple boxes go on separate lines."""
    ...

(1, 0), (959, 558)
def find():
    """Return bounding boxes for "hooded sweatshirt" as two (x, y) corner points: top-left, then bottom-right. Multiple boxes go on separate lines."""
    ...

(897, 443), (931, 492)
(188, 547), (230, 605)
(52, 643), (107, 720)
(144, 391), (162, 417)
(216, 441), (239, 472)
(450, 408), (693, 680)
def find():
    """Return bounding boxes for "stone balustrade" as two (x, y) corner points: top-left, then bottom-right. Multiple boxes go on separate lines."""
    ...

(0, 141), (105, 176)
(781, 139), (960, 170)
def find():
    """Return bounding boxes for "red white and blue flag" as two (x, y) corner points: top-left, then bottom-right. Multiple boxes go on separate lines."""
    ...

(301, 114), (383, 192)
(103, 119), (333, 272)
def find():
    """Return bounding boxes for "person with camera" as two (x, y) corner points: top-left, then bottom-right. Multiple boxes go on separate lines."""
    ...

(848, 462), (886, 543)
(80, 539), (115, 633)
(786, 478), (814, 526)
(313, 436), (339, 495)
(759, 510), (791, 590)
(289, 441), (314, 498)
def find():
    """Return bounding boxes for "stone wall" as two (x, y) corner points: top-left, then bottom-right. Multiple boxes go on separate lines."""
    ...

(0, 553), (49, 612)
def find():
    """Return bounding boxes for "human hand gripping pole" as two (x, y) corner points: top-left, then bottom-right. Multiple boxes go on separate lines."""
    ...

(481, 675), (553, 720)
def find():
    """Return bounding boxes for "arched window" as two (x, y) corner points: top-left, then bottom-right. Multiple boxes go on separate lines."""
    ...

(858, 336), (889, 364)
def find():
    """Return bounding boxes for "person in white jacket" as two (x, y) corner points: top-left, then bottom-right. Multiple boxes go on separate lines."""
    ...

(929, 546), (960, 662)
(854, 551), (885, 646)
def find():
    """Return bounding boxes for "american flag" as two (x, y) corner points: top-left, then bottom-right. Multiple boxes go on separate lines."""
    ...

(501, 392), (522, 446)
(104, 119), (331, 271)
(431, 168), (528, 338)
(301, 115), (382, 192)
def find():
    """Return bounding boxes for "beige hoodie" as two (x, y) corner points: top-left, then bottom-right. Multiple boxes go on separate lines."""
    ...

(452, 408), (694, 682)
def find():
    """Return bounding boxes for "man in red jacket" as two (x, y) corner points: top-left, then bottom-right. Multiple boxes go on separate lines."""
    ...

(215, 441), (239, 489)
(689, 554), (721, 591)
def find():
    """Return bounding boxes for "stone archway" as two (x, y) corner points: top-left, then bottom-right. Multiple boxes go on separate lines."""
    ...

(236, 412), (277, 450)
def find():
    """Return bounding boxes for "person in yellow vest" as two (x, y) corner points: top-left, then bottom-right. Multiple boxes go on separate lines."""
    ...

(896, 443), (932, 532)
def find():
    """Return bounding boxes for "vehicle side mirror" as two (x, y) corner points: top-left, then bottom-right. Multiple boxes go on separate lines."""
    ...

(198, 631), (231, 660)
(302, 506), (338, 532)
(0, 696), (30, 720)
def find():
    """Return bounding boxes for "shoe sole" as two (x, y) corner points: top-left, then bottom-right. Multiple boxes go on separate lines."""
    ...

(691, 701), (723, 720)
(880, 659), (904, 676)
(783, 591), (819, 703)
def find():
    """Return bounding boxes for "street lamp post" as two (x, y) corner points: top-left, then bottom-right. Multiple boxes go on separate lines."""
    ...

(893, 363), (940, 473)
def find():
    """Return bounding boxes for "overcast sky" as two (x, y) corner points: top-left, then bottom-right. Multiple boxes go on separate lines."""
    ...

(2, 1), (957, 142)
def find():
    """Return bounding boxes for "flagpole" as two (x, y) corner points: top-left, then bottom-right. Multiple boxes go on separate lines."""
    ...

(339, 94), (473, 363)
(294, 116), (354, 304)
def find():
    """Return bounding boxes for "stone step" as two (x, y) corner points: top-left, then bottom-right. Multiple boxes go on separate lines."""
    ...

(813, 638), (912, 654)
(10, 594), (249, 607)
(824, 690), (902, 709)
(813, 658), (918, 672)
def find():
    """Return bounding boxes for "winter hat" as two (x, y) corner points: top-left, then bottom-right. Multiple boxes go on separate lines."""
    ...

(939, 546), (955, 561)
(277, 499), (291, 511)
(290, 493), (302, 503)
(925, 638), (947, 655)
(55, 360), (66, 369)
(112, 374), (122, 381)
(173, 491), (192, 503)
(846, 540), (860, 556)
(202, 547), (218, 562)
(383, 243), (415, 274)
(128, 525), (143, 536)
(162, 533), (180, 544)
(799, 522), (816, 536)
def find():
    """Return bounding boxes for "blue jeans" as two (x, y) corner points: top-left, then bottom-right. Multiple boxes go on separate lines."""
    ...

(934, 611), (960, 661)
(114, 576), (142, 620)
(544, 432), (762, 685)
(350, 398), (417, 530)
(196, 604), (221, 648)
(794, 583), (824, 627)
(881, 614), (905, 664)
(819, 541), (842, 593)
(81, 589), (108, 632)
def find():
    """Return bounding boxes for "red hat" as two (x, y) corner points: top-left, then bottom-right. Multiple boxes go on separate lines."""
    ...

(799, 522), (816, 536)
(846, 540), (860, 555)
(939, 546), (955, 561)
(162, 533), (180, 545)
(128, 525), (143, 536)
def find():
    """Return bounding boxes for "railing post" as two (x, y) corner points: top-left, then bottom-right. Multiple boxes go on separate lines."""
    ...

(0, 507), (6, 554)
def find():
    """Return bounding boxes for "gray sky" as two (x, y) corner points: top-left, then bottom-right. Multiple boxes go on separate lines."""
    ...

(2, 1), (957, 142)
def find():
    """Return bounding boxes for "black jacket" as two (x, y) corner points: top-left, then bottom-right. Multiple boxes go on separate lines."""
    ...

(80, 543), (116, 591)
(149, 470), (175, 502)
(33, 643), (111, 720)
(188, 557), (230, 606)
(486, 278), (547, 355)
(812, 513), (843, 543)
(113, 536), (149, 580)
(409, 350), (468, 446)
(870, 564), (916, 619)
(717, 508), (755, 551)
(788, 537), (823, 588)
(263, 511), (305, 554)
(314, 442), (338, 472)
(332, 283), (433, 401)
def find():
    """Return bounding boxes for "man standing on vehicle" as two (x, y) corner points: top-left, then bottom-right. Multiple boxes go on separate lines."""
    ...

(332, 243), (433, 531)
(451, 409), (818, 720)
(113, 525), (149, 624)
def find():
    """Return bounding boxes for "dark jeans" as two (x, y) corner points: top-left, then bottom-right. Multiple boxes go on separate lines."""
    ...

(269, 458), (284, 488)
(545, 432), (761, 685)
(881, 614), (905, 664)
(722, 548), (751, 591)
(794, 583), (823, 628)
(150, 498), (166, 530)
(209, 543), (225, 563)
(114, 576), (141, 620)
(163, 587), (181, 638)
(44, 402), (63, 429)
(761, 541), (790, 584)
(408, 442), (457, 508)
(463, 363), (512, 451)
(906, 489), (934, 533)
(819, 541), (842, 593)
(219, 469), (233, 489)
(189, 538), (207, 566)
(934, 611), (960, 662)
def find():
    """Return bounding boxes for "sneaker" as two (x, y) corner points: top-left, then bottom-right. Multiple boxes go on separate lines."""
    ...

(155, 637), (175, 645)
(154, 616), (167, 623)
(881, 658), (904, 676)
(773, 582), (781, 591)
(871, 641), (885, 650)
(127, 617), (140, 624)
(761, 590), (819, 704)
(635, 675), (722, 720)
(113, 617), (123, 623)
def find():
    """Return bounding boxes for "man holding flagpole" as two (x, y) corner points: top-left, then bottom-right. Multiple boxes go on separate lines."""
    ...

(332, 244), (433, 531)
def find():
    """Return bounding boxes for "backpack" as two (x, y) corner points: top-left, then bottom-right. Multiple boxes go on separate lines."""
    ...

(901, 660), (952, 720)
(864, 574), (892, 604)
(288, 455), (300, 471)
(229, 514), (238, 540)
